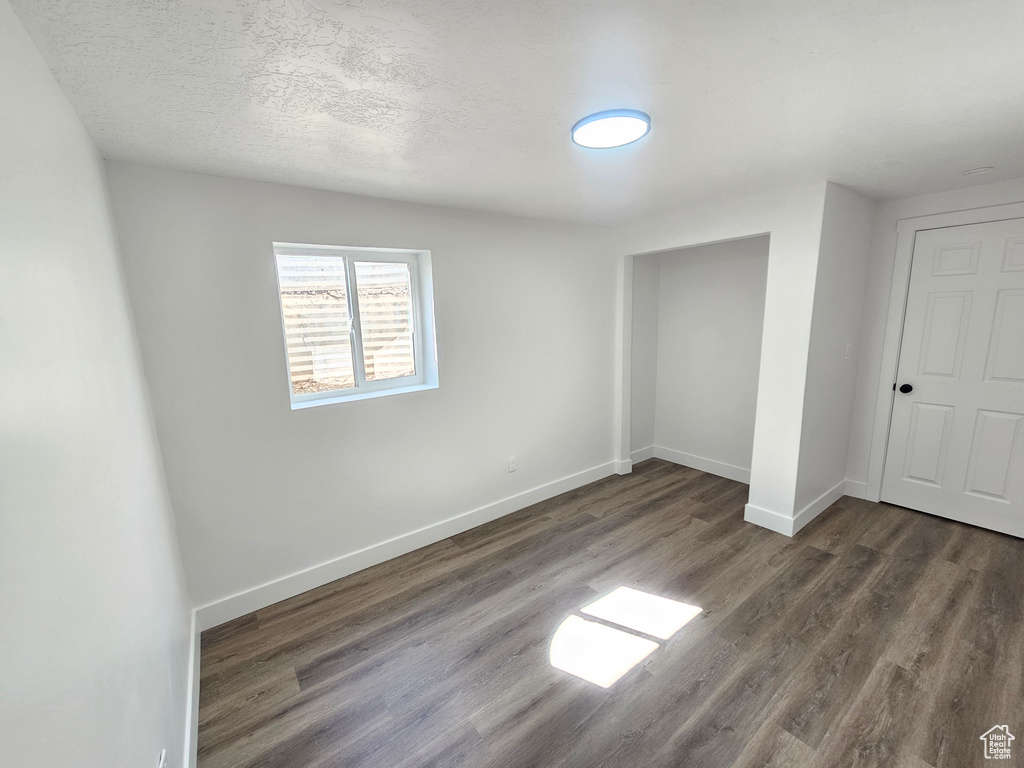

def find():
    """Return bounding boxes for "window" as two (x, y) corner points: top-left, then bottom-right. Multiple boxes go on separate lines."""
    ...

(273, 243), (437, 408)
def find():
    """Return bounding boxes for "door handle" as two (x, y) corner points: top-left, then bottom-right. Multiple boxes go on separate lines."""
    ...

(899, 383), (914, 394)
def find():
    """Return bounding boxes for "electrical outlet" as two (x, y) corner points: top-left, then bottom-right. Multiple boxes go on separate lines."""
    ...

(844, 343), (851, 360)
(157, 749), (167, 768)
(508, 456), (517, 473)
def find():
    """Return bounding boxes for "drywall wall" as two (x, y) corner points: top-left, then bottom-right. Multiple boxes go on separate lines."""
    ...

(0, 3), (193, 767)
(794, 183), (875, 513)
(845, 176), (1024, 497)
(614, 183), (829, 532)
(653, 237), (769, 480)
(105, 162), (618, 615)
(629, 254), (661, 456)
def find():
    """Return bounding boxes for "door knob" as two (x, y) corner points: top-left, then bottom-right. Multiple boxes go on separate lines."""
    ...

(899, 383), (913, 394)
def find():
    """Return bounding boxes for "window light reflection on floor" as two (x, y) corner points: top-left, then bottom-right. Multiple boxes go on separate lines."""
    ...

(581, 586), (703, 640)
(550, 587), (703, 688)
(549, 615), (659, 688)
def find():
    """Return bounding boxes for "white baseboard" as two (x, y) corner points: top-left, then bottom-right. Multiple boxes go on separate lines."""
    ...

(844, 479), (868, 499)
(744, 480), (847, 537)
(744, 502), (797, 536)
(792, 480), (847, 534)
(182, 609), (200, 768)
(614, 460), (633, 475)
(195, 461), (618, 631)
(653, 446), (751, 484)
(629, 445), (655, 463)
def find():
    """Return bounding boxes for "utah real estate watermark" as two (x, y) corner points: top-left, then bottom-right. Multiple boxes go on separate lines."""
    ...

(980, 725), (1014, 759)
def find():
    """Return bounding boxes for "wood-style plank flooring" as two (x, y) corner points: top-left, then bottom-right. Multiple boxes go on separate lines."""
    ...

(198, 460), (1024, 768)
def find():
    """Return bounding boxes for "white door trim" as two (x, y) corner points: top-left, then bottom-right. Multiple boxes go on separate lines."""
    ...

(864, 201), (1024, 501)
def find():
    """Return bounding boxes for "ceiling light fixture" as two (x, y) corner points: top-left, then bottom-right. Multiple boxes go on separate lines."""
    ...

(572, 109), (651, 149)
(962, 166), (994, 176)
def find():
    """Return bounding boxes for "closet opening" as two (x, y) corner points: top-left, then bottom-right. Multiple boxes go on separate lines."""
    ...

(629, 235), (770, 485)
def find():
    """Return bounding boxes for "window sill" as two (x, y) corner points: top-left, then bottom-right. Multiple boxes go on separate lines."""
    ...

(289, 381), (438, 410)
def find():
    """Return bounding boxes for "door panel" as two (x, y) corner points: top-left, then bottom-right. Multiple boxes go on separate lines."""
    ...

(1003, 238), (1024, 271)
(882, 218), (1024, 537)
(985, 290), (1024, 382)
(964, 410), (1023, 501)
(932, 241), (981, 276)
(919, 292), (971, 377)
(901, 403), (954, 486)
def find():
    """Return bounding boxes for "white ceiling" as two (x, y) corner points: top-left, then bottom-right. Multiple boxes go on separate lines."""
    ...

(12, 0), (1024, 223)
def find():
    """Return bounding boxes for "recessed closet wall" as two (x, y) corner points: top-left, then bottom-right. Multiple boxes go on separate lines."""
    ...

(630, 236), (770, 482)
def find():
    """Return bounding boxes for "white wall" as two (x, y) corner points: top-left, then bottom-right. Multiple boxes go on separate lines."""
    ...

(629, 254), (661, 455)
(846, 176), (1024, 496)
(795, 183), (875, 512)
(614, 183), (829, 531)
(105, 162), (618, 616)
(0, 3), (193, 767)
(653, 237), (769, 479)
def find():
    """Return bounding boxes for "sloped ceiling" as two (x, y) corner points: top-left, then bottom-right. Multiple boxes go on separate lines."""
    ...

(12, 0), (1024, 222)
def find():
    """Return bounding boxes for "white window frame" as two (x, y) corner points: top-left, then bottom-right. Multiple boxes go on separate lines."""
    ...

(273, 242), (438, 409)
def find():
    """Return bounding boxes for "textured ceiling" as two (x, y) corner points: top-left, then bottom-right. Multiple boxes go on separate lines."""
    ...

(12, 0), (1024, 222)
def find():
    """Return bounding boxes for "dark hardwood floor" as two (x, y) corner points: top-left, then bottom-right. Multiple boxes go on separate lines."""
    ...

(198, 459), (1024, 768)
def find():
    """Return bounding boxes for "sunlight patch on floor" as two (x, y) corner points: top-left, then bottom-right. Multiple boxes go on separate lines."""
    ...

(549, 615), (660, 688)
(581, 586), (702, 640)
(550, 587), (702, 687)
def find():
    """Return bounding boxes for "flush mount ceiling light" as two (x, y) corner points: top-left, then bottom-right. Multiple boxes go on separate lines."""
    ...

(572, 109), (651, 149)
(963, 166), (995, 176)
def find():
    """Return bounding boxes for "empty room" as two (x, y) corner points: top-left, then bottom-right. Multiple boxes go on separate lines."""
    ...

(4, 1), (1024, 767)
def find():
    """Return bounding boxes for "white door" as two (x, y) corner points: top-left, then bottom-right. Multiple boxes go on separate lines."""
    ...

(882, 218), (1024, 537)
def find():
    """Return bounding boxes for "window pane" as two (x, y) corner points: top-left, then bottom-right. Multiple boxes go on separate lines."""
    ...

(355, 261), (416, 381)
(276, 255), (355, 393)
